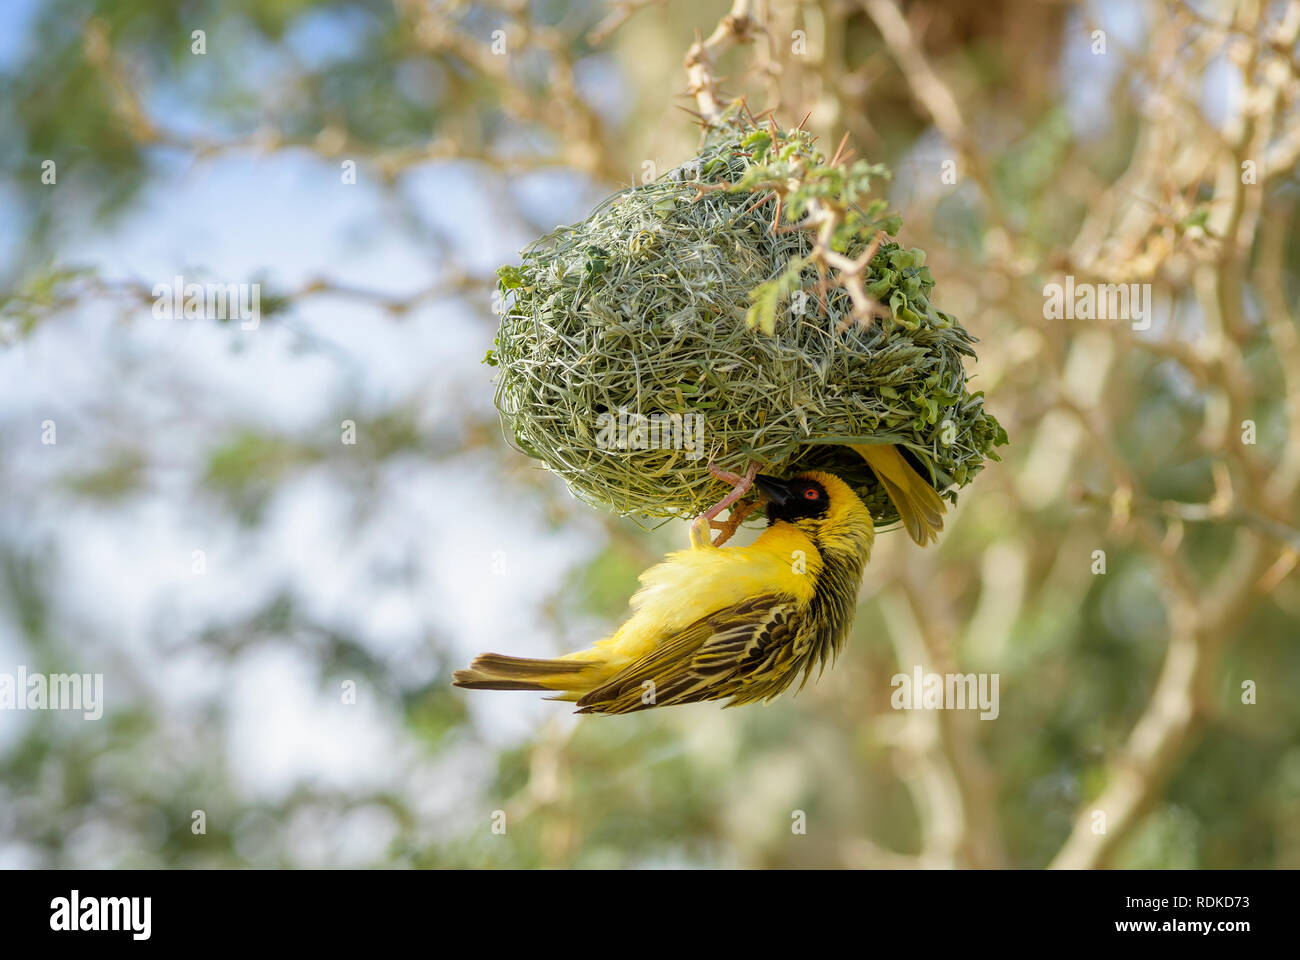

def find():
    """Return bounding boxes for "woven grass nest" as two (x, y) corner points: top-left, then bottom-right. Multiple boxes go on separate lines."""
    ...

(488, 113), (1006, 528)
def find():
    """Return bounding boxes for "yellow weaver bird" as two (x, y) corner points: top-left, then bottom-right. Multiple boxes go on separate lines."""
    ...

(453, 452), (943, 714)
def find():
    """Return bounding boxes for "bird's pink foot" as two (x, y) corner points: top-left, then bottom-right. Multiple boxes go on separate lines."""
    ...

(690, 461), (760, 548)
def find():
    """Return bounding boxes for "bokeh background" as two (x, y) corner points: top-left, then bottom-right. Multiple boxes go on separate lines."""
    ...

(2, 0), (1298, 869)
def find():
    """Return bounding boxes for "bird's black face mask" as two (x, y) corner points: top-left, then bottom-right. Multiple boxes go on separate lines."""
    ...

(756, 475), (831, 524)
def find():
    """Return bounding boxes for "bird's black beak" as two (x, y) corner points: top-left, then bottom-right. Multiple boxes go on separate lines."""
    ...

(754, 474), (794, 506)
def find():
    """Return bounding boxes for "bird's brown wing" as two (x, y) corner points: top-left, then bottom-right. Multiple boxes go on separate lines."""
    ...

(573, 595), (811, 714)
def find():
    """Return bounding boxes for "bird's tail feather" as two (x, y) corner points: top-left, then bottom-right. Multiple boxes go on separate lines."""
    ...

(850, 442), (946, 546)
(452, 653), (598, 692)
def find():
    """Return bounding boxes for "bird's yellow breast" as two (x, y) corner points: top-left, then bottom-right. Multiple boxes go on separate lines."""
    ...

(585, 523), (821, 665)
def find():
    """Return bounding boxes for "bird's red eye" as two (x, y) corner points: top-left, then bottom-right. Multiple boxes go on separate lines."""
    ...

(803, 488), (820, 500)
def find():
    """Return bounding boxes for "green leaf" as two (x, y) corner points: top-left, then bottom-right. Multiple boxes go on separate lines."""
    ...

(743, 256), (807, 335)
(497, 265), (526, 289)
(742, 130), (774, 160)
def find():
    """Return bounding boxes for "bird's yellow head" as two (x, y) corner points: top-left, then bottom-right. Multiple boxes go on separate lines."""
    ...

(754, 469), (875, 559)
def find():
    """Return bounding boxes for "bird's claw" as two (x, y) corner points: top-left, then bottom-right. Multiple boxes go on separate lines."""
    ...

(707, 462), (751, 488)
(689, 514), (714, 550)
(691, 461), (761, 548)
